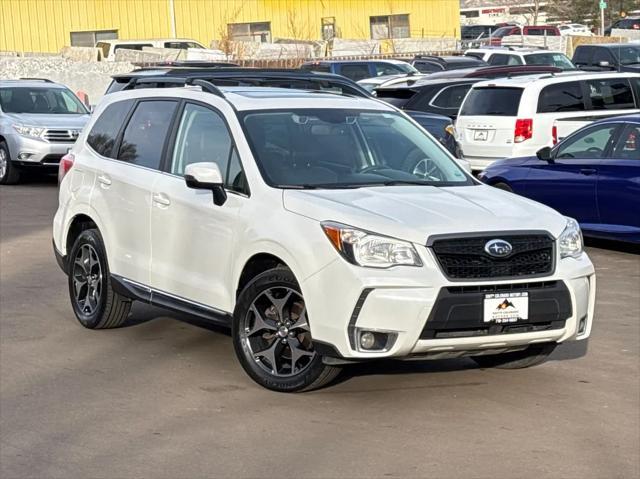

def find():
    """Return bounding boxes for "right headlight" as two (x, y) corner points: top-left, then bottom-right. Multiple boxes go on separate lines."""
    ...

(13, 124), (44, 139)
(559, 217), (583, 259)
(321, 222), (422, 268)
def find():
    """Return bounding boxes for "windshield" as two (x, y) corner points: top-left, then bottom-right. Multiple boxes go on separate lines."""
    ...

(611, 45), (640, 65)
(525, 53), (575, 70)
(241, 109), (472, 189)
(0, 87), (88, 114)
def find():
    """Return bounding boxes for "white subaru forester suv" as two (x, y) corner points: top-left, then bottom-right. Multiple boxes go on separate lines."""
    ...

(53, 82), (596, 392)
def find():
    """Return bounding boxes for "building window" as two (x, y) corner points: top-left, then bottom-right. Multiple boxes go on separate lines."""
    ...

(461, 10), (480, 18)
(321, 17), (336, 40)
(70, 29), (118, 47)
(228, 22), (271, 42)
(369, 14), (410, 40)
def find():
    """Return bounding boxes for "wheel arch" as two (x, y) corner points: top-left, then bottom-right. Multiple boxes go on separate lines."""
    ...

(235, 252), (294, 300)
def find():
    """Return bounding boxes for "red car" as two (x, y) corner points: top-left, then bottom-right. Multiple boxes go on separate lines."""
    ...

(489, 25), (560, 45)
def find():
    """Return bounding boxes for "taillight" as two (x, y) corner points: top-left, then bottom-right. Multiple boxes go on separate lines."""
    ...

(514, 119), (533, 143)
(552, 125), (558, 145)
(58, 152), (74, 184)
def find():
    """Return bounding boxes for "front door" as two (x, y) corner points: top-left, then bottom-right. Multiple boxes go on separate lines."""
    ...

(149, 101), (248, 312)
(523, 123), (621, 226)
(597, 124), (640, 235)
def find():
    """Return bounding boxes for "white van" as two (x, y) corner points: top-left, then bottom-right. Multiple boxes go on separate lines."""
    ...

(96, 38), (207, 61)
(456, 72), (640, 170)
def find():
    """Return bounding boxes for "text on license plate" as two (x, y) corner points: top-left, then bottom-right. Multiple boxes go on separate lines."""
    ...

(483, 292), (529, 323)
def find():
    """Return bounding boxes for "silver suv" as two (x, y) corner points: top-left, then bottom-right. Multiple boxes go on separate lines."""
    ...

(0, 79), (90, 184)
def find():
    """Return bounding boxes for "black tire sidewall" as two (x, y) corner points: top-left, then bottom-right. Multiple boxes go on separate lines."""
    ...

(0, 141), (19, 185)
(232, 268), (329, 392)
(67, 229), (110, 329)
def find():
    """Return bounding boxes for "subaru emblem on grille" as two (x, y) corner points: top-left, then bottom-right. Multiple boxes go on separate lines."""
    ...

(484, 239), (513, 258)
(70, 130), (80, 139)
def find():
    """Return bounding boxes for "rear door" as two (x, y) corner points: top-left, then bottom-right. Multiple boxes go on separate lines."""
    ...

(596, 123), (640, 235)
(523, 123), (621, 225)
(456, 86), (524, 160)
(88, 99), (178, 284)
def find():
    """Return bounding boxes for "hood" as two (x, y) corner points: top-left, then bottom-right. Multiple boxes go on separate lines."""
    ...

(283, 185), (567, 244)
(4, 113), (90, 129)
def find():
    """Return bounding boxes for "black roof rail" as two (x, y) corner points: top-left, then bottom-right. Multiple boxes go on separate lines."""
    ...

(19, 77), (53, 82)
(120, 76), (225, 98)
(413, 55), (445, 63)
(185, 78), (225, 98)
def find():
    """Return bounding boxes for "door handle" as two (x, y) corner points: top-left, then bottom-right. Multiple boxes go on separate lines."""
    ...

(580, 168), (596, 176)
(152, 193), (171, 207)
(97, 174), (112, 186)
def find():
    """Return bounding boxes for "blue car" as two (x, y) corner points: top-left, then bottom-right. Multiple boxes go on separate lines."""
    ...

(479, 115), (640, 243)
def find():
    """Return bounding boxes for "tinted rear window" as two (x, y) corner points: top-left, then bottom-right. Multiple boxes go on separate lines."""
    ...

(87, 100), (133, 158)
(460, 87), (523, 116)
(374, 88), (418, 108)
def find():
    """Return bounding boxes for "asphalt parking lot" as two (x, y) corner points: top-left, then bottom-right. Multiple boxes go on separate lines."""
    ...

(1, 177), (639, 479)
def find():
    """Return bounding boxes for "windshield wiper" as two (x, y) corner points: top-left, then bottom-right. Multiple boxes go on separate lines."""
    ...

(275, 183), (363, 190)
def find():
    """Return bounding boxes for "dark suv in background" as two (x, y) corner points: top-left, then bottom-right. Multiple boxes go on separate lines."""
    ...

(409, 55), (487, 73)
(572, 44), (640, 73)
(605, 17), (640, 35)
(299, 59), (418, 81)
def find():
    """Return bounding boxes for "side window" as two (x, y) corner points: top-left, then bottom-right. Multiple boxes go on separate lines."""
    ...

(339, 64), (371, 81)
(613, 125), (640, 160)
(488, 54), (520, 66)
(431, 84), (473, 109)
(118, 100), (177, 169)
(87, 100), (133, 158)
(374, 63), (402, 76)
(413, 61), (441, 73)
(171, 103), (247, 193)
(171, 103), (231, 176)
(556, 125), (618, 159)
(537, 81), (584, 113)
(587, 78), (635, 110)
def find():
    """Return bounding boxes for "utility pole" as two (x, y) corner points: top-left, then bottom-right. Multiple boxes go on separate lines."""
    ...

(600, 1), (607, 36)
(168, 0), (177, 38)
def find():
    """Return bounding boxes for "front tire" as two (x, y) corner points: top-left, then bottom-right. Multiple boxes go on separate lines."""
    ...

(233, 267), (340, 392)
(0, 141), (21, 185)
(68, 229), (131, 329)
(471, 343), (557, 369)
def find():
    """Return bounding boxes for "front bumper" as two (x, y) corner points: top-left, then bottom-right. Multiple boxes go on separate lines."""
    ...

(302, 245), (595, 360)
(5, 133), (73, 166)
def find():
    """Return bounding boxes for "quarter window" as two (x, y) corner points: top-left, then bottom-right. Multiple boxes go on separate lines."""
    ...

(587, 78), (635, 110)
(87, 100), (133, 158)
(537, 82), (584, 113)
(613, 125), (640, 160)
(118, 101), (177, 169)
(556, 125), (618, 159)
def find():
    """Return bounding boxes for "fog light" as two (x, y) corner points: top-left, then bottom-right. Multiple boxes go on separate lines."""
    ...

(578, 316), (587, 334)
(18, 153), (33, 160)
(360, 332), (375, 349)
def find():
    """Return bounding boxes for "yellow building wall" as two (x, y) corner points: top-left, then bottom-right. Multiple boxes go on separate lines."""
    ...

(1, 0), (460, 53)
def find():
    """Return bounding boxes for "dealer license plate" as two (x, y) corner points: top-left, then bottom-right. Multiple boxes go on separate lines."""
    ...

(474, 129), (489, 141)
(483, 292), (529, 323)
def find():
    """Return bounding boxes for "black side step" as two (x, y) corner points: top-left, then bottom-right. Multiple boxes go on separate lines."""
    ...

(110, 274), (232, 326)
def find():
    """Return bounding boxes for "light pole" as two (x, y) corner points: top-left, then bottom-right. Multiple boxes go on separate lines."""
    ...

(168, 0), (177, 38)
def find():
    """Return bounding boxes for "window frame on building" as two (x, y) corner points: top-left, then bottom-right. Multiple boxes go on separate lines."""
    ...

(227, 21), (271, 43)
(321, 17), (336, 41)
(369, 14), (410, 40)
(70, 29), (118, 48)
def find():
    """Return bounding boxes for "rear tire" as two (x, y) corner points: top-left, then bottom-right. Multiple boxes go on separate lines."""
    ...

(492, 182), (513, 193)
(472, 343), (557, 369)
(68, 229), (131, 329)
(233, 267), (341, 392)
(0, 141), (21, 185)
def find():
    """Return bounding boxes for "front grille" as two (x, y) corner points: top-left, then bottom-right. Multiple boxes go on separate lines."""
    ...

(431, 234), (554, 280)
(43, 129), (79, 143)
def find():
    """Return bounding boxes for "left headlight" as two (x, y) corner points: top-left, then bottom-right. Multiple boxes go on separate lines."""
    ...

(559, 217), (583, 259)
(322, 222), (423, 268)
(13, 124), (44, 139)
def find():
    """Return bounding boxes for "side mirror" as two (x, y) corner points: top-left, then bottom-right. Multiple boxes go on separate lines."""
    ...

(184, 162), (227, 206)
(598, 60), (612, 69)
(536, 146), (553, 162)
